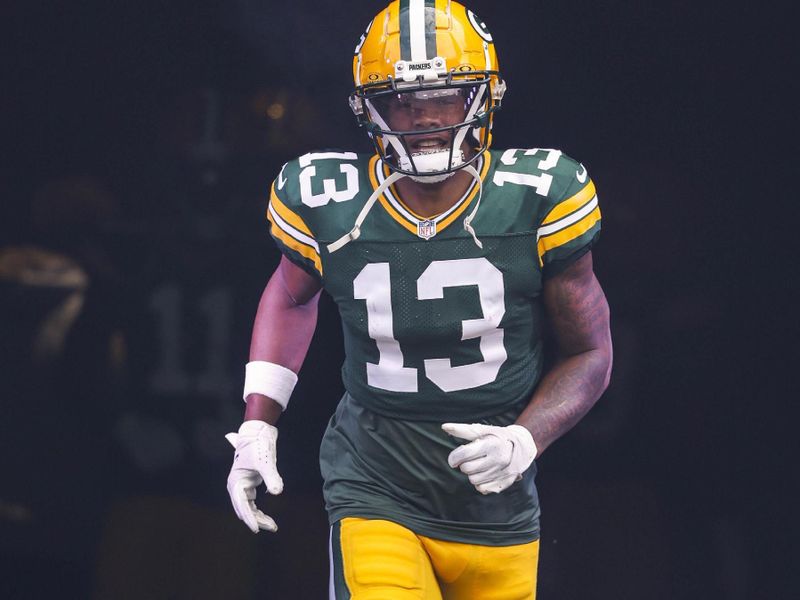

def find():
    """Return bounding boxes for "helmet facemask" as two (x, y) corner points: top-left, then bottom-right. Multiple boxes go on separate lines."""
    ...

(351, 73), (500, 182)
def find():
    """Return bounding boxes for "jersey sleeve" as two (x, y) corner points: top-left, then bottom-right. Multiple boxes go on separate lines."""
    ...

(266, 162), (323, 281)
(537, 159), (601, 277)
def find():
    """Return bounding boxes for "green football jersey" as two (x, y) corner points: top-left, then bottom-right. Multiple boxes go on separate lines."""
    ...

(266, 149), (601, 544)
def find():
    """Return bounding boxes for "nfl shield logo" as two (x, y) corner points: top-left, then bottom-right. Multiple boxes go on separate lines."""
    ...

(417, 219), (436, 240)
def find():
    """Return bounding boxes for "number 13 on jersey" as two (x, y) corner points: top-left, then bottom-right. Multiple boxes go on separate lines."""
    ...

(353, 257), (507, 394)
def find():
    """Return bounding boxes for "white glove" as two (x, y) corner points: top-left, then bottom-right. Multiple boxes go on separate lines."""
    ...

(225, 420), (284, 533)
(442, 422), (538, 495)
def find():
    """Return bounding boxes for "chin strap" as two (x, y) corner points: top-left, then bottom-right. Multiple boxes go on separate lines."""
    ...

(327, 163), (485, 253)
(461, 163), (484, 249)
(327, 170), (405, 253)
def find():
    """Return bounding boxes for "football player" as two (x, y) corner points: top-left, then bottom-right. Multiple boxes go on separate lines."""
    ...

(226, 1), (612, 598)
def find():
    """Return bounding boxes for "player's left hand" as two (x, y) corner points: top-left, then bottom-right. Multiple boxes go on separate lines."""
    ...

(442, 423), (538, 495)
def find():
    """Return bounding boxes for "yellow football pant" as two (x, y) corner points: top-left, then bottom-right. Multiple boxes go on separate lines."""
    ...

(329, 517), (539, 600)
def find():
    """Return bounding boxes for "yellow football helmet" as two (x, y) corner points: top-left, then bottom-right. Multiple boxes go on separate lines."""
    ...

(350, 0), (506, 180)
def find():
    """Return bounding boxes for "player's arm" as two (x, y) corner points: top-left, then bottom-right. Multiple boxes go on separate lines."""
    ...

(515, 250), (612, 452)
(243, 256), (323, 425)
(225, 256), (322, 532)
(443, 251), (611, 494)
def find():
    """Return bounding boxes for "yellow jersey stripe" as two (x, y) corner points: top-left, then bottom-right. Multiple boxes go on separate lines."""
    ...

(269, 186), (314, 237)
(537, 206), (601, 265)
(541, 180), (596, 225)
(538, 195), (598, 238)
(367, 155), (419, 235)
(379, 197), (419, 234)
(267, 211), (323, 276)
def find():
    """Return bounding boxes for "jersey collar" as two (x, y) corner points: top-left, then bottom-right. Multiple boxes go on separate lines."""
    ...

(368, 153), (491, 239)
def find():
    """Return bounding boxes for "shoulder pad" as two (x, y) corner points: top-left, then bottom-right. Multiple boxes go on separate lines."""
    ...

(272, 151), (361, 209)
(267, 151), (371, 279)
(490, 148), (600, 271)
(531, 151), (601, 273)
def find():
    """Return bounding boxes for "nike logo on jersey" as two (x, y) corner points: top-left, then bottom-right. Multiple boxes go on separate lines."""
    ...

(576, 164), (587, 183)
(278, 163), (288, 190)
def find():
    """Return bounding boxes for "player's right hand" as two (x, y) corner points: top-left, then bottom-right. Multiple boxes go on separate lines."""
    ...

(225, 420), (283, 533)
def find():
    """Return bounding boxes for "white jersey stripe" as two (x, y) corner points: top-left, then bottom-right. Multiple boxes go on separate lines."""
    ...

(537, 196), (599, 238)
(268, 203), (320, 252)
(328, 526), (335, 600)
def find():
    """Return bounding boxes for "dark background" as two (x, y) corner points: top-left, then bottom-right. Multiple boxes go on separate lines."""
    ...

(1, 1), (792, 598)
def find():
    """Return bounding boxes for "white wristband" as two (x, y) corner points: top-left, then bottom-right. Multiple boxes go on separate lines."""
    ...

(243, 361), (298, 410)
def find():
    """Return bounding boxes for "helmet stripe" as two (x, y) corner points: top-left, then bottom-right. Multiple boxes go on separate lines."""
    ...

(424, 0), (437, 60)
(399, 0), (411, 60)
(399, 0), (438, 62)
